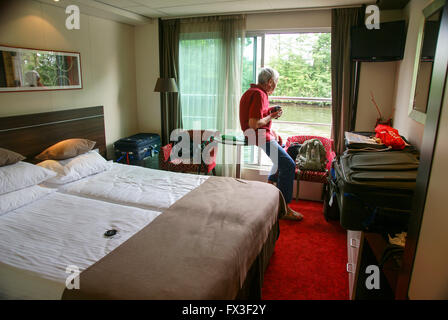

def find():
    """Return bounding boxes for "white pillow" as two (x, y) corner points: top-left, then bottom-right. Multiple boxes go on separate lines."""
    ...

(0, 185), (55, 216)
(37, 150), (111, 185)
(0, 161), (57, 195)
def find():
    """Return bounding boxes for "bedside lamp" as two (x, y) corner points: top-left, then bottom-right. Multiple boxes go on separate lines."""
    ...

(154, 77), (178, 94)
(154, 78), (179, 144)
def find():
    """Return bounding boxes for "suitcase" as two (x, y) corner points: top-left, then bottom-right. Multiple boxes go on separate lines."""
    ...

(333, 151), (419, 234)
(345, 131), (418, 154)
(323, 176), (340, 221)
(114, 133), (161, 166)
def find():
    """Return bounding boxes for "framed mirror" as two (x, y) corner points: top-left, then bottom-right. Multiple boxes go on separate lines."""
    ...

(0, 45), (82, 92)
(409, 0), (445, 124)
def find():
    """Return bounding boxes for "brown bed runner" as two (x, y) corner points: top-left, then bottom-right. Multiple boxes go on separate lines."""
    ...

(62, 176), (286, 300)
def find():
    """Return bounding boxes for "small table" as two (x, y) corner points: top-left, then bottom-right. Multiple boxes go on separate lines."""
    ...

(215, 135), (247, 179)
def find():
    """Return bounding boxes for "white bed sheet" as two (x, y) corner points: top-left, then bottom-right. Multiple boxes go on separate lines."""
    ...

(59, 163), (210, 211)
(0, 192), (161, 300)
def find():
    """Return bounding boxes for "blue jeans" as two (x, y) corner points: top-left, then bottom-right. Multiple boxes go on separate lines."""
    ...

(259, 140), (295, 204)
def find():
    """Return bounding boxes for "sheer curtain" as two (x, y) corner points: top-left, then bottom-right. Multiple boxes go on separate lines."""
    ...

(179, 15), (246, 177)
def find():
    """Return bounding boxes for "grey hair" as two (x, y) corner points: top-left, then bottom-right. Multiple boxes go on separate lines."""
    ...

(257, 67), (279, 85)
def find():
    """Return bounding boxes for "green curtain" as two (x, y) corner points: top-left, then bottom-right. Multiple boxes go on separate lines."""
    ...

(159, 19), (182, 145)
(178, 15), (246, 177)
(331, 8), (364, 155)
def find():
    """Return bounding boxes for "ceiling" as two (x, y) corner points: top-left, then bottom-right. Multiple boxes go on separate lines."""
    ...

(96, 0), (374, 17)
(38, 0), (377, 25)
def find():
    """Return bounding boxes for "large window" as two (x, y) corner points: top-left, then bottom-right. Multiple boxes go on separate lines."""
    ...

(243, 32), (332, 167)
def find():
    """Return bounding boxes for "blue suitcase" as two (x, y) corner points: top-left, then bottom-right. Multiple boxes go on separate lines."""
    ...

(114, 133), (161, 165)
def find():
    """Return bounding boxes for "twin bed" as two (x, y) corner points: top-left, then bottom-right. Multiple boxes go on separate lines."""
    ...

(0, 107), (285, 300)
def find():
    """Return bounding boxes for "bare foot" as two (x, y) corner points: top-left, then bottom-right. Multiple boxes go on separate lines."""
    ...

(283, 206), (304, 221)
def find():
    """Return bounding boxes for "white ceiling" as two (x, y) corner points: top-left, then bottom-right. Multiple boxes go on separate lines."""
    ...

(100, 0), (373, 17)
(37, 0), (375, 25)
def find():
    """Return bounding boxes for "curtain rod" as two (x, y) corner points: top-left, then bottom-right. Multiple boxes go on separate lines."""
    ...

(160, 4), (365, 20)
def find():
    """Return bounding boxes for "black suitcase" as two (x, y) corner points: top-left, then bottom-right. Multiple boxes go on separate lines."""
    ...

(323, 159), (341, 221)
(333, 151), (419, 234)
(114, 133), (161, 165)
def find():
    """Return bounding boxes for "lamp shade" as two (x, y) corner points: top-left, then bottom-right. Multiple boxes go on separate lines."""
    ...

(154, 78), (178, 93)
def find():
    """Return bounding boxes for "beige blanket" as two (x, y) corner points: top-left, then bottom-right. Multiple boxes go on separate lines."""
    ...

(62, 176), (286, 300)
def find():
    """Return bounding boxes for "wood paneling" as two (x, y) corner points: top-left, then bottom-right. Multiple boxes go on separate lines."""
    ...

(0, 106), (106, 162)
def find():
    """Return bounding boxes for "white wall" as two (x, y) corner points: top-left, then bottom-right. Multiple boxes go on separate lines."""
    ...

(409, 80), (448, 300)
(135, 22), (161, 136)
(355, 62), (398, 131)
(246, 10), (331, 31)
(0, 0), (139, 157)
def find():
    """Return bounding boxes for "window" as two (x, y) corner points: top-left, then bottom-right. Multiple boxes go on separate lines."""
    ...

(242, 32), (332, 167)
(179, 37), (222, 131)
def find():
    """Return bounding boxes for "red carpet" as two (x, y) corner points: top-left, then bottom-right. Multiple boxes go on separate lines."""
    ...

(262, 200), (348, 300)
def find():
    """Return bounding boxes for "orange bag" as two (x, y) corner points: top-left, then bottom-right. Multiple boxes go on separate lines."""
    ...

(375, 124), (406, 150)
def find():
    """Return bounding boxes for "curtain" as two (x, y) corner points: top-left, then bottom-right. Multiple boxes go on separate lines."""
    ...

(159, 19), (182, 145)
(179, 15), (246, 177)
(331, 8), (364, 155)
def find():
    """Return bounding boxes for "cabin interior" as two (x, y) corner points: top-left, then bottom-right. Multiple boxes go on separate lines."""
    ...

(0, 0), (447, 301)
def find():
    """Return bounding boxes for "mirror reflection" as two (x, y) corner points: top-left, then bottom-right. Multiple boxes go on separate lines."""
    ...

(413, 9), (442, 113)
(0, 45), (82, 92)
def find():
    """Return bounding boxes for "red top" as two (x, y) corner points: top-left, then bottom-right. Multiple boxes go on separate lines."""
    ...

(239, 84), (273, 144)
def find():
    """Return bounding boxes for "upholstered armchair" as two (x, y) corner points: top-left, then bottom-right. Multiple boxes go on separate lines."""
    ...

(285, 135), (336, 200)
(159, 130), (218, 175)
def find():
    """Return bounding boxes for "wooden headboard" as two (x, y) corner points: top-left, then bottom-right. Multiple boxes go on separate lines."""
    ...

(0, 106), (106, 162)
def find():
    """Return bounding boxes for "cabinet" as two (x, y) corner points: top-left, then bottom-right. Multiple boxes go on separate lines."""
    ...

(348, 231), (400, 299)
(347, 230), (363, 300)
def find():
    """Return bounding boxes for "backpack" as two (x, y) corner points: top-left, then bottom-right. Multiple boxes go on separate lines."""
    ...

(296, 139), (328, 171)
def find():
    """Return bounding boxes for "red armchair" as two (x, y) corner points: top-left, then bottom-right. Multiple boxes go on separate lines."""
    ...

(159, 130), (218, 175)
(285, 135), (336, 200)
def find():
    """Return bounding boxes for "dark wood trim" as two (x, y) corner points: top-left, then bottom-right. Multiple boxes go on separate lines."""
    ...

(395, 2), (448, 300)
(0, 106), (106, 162)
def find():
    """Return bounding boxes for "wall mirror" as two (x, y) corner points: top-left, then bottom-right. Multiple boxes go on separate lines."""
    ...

(409, 0), (445, 123)
(0, 45), (82, 92)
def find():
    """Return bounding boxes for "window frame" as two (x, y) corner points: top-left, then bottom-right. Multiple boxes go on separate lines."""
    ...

(242, 28), (332, 168)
